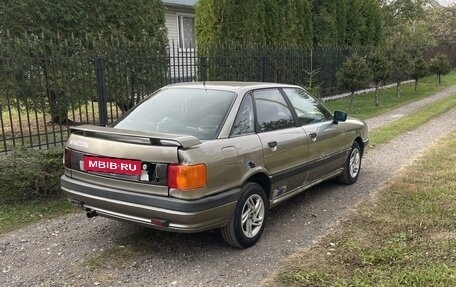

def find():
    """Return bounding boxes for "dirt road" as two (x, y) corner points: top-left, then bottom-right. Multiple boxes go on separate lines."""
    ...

(1, 90), (455, 287)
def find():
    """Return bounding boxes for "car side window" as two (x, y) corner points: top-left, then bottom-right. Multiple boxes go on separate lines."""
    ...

(282, 88), (333, 125)
(231, 94), (255, 137)
(253, 89), (294, 132)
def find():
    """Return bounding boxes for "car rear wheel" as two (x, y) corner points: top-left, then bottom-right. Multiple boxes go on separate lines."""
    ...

(221, 182), (267, 248)
(338, 141), (362, 185)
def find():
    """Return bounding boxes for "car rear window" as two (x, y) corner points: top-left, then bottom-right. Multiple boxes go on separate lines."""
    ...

(113, 88), (236, 140)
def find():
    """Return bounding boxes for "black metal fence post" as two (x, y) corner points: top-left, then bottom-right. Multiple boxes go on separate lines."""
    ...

(200, 57), (207, 82)
(261, 56), (269, 82)
(95, 57), (108, 126)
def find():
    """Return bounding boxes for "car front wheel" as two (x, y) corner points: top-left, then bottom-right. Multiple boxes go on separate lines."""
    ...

(338, 141), (362, 185)
(221, 182), (267, 248)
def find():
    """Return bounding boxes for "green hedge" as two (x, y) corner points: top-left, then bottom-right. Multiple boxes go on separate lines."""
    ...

(0, 148), (63, 201)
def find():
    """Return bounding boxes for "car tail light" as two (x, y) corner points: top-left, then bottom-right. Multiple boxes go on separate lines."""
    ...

(64, 148), (71, 168)
(167, 164), (207, 191)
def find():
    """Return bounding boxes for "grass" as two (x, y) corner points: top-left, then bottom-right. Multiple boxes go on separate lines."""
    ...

(263, 131), (456, 287)
(324, 70), (456, 120)
(0, 196), (77, 234)
(368, 93), (456, 148)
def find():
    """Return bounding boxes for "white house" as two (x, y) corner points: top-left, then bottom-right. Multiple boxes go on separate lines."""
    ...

(162, 0), (198, 82)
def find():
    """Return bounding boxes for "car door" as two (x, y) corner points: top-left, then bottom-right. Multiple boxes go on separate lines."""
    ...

(252, 88), (309, 199)
(281, 88), (346, 183)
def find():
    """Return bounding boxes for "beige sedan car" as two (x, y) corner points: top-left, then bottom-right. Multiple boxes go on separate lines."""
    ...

(61, 82), (368, 248)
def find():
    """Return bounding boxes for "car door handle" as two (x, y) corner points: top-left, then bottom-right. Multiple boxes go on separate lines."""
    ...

(268, 141), (277, 148)
(309, 133), (317, 142)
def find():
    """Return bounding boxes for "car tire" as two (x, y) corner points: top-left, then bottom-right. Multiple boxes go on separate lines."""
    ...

(338, 141), (362, 185)
(221, 182), (268, 248)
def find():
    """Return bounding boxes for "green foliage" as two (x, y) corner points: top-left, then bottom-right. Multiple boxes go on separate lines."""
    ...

(0, 148), (64, 201)
(345, 0), (365, 45)
(195, 0), (267, 47)
(312, 0), (338, 45)
(336, 53), (372, 112)
(360, 0), (383, 46)
(367, 48), (392, 106)
(311, 0), (382, 46)
(381, 0), (427, 37)
(196, 0), (383, 46)
(428, 6), (456, 47)
(411, 55), (428, 90)
(196, 0), (313, 47)
(335, 0), (348, 45)
(0, 0), (167, 42)
(337, 53), (372, 94)
(390, 46), (412, 97)
(0, 0), (168, 120)
(367, 48), (392, 85)
(429, 53), (451, 84)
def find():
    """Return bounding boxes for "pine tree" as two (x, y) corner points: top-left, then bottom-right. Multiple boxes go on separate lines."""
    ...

(337, 53), (373, 112)
(336, 0), (348, 45)
(312, 0), (338, 45)
(345, 0), (365, 45)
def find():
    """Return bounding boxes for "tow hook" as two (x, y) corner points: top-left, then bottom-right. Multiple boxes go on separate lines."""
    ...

(86, 210), (98, 218)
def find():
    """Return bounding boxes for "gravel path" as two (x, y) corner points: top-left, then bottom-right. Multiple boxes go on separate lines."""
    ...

(1, 87), (455, 287)
(364, 85), (456, 130)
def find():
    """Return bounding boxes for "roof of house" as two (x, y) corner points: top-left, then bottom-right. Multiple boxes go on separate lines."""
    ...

(162, 0), (197, 8)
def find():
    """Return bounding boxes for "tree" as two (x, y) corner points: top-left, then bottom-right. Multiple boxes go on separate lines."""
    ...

(345, 0), (365, 45)
(367, 49), (392, 106)
(391, 48), (412, 98)
(196, 0), (313, 47)
(336, 53), (372, 113)
(196, 0), (267, 47)
(429, 53), (451, 84)
(335, 0), (348, 45)
(411, 55), (428, 91)
(380, 0), (427, 37)
(0, 0), (168, 122)
(312, 0), (338, 45)
(360, 0), (383, 46)
(427, 6), (456, 48)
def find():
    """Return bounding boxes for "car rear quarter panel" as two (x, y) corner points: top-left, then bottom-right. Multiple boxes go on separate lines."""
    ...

(170, 135), (268, 200)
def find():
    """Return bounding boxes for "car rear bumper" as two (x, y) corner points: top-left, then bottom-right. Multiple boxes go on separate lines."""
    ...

(60, 175), (240, 233)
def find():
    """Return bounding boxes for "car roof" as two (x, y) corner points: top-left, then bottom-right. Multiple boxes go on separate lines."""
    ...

(163, 81), (300, 93)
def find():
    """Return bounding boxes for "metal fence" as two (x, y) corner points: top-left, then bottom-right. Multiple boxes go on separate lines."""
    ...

(4, 35), (448, 153)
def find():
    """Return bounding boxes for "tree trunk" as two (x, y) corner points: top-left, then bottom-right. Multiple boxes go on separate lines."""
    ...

(396, 81), (401, 98)
(374, 83), (379, 106)
(438, 74), (441, 84)
(414, 79), (418, 91)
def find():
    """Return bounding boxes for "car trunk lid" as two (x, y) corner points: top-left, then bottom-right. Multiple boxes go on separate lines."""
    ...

(64, 125), (201, 196)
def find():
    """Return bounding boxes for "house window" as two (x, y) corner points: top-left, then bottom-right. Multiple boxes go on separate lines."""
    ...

(178, 15), (195, 50)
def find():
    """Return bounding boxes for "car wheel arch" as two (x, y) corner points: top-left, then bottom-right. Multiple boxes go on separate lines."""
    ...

(244, 172), (271, 202)
(354, 136), (365, 157)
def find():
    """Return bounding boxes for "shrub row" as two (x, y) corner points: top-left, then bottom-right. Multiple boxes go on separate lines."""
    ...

(0, 148), (63, 202)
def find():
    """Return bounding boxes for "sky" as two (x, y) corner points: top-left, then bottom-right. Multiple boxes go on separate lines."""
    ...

(437, 0), (456, 6)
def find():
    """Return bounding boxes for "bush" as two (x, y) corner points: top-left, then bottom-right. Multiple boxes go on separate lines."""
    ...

(429, 53), (451, 84)
(0, 148), (63, 201)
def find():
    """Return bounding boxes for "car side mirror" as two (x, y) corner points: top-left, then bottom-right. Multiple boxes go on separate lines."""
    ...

(333, 111), (347, 124)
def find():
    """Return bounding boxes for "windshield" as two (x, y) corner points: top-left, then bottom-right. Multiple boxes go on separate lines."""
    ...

(113, 88), (237, 140)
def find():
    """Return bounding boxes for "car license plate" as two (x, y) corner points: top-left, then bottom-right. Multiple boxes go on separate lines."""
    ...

(83, 155), (142, 176)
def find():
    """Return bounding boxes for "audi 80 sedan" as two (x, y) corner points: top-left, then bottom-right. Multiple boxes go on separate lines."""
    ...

(61, 82), (368, 248)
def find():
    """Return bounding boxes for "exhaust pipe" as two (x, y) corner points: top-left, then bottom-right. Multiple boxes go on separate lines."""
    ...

(86, 210), (98, 218)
